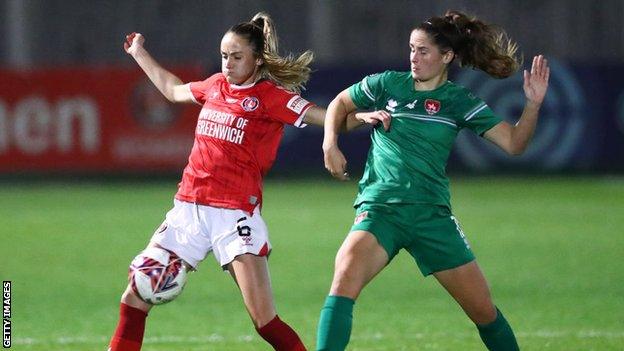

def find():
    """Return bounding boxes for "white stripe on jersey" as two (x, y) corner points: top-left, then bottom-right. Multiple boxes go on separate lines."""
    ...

(361, 77), (375, 102)
(464, 103), (487, 121)
(187, 83), (202, 106)
(393, 112), (458, 128)
(293, 105), (311, 128)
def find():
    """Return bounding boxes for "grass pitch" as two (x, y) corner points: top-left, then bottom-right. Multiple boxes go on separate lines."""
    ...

(1, 177), (623, 350)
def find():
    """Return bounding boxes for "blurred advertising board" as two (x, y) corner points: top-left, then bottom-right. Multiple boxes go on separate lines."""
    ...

(1, 61), (623, 175)
(0, 67), (201, 173)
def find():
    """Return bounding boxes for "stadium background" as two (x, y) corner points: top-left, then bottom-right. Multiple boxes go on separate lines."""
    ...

(1, 1), (623, 350)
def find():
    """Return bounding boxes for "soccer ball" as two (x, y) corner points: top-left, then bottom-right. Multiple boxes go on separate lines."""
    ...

(129, 247), (188, 305)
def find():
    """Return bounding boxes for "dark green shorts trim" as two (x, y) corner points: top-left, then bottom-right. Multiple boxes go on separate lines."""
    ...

(350, 202), (475, 276)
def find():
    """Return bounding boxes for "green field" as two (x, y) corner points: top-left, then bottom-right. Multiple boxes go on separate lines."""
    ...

(2, 177), (623, 350)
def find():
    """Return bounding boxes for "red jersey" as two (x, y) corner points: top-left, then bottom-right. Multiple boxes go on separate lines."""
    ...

(175, 73), (314, 213)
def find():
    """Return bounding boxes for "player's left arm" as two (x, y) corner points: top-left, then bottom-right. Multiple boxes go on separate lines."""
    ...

(301, 105), (325, 126)
(484, 55), (550, 155)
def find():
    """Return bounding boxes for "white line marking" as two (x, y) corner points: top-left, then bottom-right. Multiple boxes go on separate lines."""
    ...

(12, 330), (624, 345)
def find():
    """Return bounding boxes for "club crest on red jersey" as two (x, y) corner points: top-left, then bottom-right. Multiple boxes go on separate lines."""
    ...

(424, 99), (441, 115)
(241, 97), (259, 112)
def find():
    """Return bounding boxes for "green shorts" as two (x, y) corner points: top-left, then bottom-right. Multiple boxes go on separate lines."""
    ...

(350, 202), (475, 276)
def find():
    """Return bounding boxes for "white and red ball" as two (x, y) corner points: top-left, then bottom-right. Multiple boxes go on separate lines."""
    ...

(129, 247), (188, 305)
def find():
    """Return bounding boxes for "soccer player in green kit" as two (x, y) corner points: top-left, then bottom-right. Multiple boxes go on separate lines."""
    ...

(317, 10), (550, 351)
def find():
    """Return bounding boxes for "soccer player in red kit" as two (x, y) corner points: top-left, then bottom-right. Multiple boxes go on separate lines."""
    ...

(108, 12), (366, 351)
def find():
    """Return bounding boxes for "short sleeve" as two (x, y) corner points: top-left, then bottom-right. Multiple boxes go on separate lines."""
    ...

(460, 100), (503, 136)
(188, 74), (220, 105)
(263, 86), (314, 128)
(348, 72), (386, 109)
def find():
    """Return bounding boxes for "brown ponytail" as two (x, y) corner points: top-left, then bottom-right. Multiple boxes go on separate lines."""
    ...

(228, 12), (313, 93)
(416, 10), (521, 79)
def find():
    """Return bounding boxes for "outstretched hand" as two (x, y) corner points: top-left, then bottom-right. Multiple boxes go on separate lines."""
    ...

(523, 55), (550, 106)
(123, 32), (145, 56)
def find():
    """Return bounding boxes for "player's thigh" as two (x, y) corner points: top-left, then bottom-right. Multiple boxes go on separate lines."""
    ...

(227, 254), (276, 327)
(433, 260), (496, 324)
(330, 230), (389, 299)
(350, 202), (404, 261)
(149, 199), (213, 269)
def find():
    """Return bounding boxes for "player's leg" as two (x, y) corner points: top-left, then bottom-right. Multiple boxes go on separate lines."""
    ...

(108, 288), (152, 351)
(108, 245), (157, 351)
(227, 253), (306, 351)
(316, 230), (389, 351)
(329, 230), (390, 299)
(109, 200), (207, 351)
(417, 207), (519, 351)
(433, 261), (519, 351)
(109, 242), (197, 351)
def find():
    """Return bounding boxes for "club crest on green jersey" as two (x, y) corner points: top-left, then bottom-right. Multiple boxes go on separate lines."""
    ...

(424, 99), (441, 115)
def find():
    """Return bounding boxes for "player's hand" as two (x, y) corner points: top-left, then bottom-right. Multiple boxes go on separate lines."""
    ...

(523, 55), (550, 106)
(323, 144), (350, 181)
(124, 32), (145, 56)
(356, 110), (392, 131)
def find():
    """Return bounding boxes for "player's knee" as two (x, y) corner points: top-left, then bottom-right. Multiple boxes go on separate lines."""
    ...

(120, 286), (152, 312)
(468, 303), (497, 325)
(250, 310), (276, 329)
(330, 267), (363, 299)
(242, 297), (276, 328)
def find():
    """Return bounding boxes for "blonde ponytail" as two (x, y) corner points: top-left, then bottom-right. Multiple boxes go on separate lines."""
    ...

(229, 12), (314, 93)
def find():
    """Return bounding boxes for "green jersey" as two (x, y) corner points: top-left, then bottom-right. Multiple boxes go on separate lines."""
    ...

(349, 70), (502, 208)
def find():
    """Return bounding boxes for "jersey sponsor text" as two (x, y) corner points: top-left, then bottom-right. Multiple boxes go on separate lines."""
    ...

(196, 108), (248, 145)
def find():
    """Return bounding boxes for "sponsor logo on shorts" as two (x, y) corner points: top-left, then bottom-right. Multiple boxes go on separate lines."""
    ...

(240, 236), (253, 246)
(286, 95), (309, 114)
(237, 217), (253, 246)
(354, 211), (368, 224)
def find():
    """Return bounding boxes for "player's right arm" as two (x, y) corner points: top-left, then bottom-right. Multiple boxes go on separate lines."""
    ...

(322, 89), (355, 180)
(322, 90), (391, 180)
(124, 32), (194, 103)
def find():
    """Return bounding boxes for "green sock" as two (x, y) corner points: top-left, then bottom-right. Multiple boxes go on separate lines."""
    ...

(476, 307), (520, 351)
(316, 295), (355, 351)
